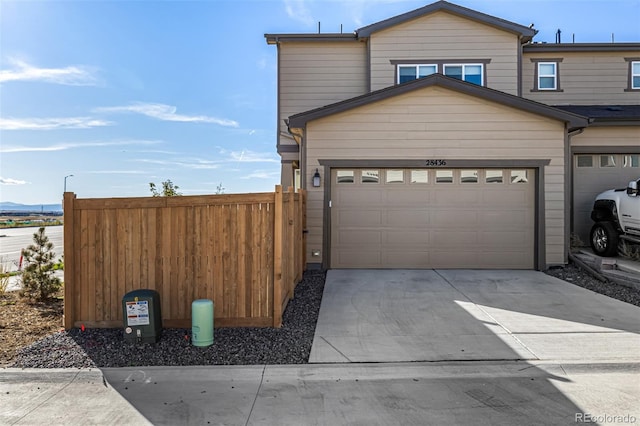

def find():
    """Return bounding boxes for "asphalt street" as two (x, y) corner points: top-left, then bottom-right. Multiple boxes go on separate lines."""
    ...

(0, 226), (63, 271)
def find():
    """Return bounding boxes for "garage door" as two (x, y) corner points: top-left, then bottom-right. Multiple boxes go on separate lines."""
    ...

(331, 168), (535, 269)
(573, 154), (640, 245)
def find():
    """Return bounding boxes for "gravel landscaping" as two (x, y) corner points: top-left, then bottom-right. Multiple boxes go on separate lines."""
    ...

(10, 270), (325, 368)
(8, 263), (640, 369)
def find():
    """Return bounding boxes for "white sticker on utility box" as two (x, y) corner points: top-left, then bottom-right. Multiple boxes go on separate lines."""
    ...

(126, 300), (150, 326)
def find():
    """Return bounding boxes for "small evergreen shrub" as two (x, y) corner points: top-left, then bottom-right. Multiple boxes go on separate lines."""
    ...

(20, 227), (62, 300)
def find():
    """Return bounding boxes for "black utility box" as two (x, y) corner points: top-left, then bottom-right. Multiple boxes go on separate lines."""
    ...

(122, 289), (162, 343)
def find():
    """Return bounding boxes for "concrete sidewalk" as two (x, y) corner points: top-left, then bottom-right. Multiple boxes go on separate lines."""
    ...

(2, 362), (638, 425)
(310, 269), (640, 363)
(2, 269), (639, 425)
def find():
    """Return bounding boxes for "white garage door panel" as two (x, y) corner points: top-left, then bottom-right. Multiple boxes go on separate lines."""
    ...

(337, 210), (382, 226)
(331, 168), (535, 269)
(386, 231), (430, 245)
(387, 210), (430, 227)
(432, 231), (478, 247)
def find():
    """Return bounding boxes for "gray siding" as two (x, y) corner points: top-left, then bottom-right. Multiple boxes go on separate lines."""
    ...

(278, 41), (367, 140)
(523, 51), (640, 105)
(369, 11), (520, 94)
(304, 86), (567, 266)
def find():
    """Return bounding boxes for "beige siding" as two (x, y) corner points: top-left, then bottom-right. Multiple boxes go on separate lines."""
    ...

(523, 51), (640, 105)
(304, 86), (567, 266)
(571, 126), (640, 147)
(369, 11), (520, 94)
(278, 41), (367, 140)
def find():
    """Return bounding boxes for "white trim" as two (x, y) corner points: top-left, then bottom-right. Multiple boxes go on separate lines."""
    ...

(443, 63), (484, 86)
(537, 62), (557, 90)
(397, 64), (437, 84)
(632, 61), (640, 89)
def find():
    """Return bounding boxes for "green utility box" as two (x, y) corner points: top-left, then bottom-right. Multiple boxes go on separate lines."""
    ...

(122, 289), (162, 343)
(192, 299), (214, 347)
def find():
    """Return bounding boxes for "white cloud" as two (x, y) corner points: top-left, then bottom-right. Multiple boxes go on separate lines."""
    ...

(242, 170), (281, 180)
(0, 177), (28, 185)
(0, 139), (161, 153)
(132, 158), (220, 170)
(94, 102), (239, 127)
(0, 116), (113, 130)
(226, 149), (280, 163)
(84, 170), (149, 175)
(0, 58), (98, 86)
(284, 0), (315, 26)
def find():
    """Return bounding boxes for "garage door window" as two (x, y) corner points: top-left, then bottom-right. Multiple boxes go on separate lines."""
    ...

(486, 170), (503, 183)
(623, 155), (639, 168)
(337, 171), (354, 183)
(386, 170), (404, 183)
(362, 170), (380, 183)
(460, 170), (478, 183)
(511, 170), (529, 183)
(576, 155), (593, 168)
(410, 170), (429, 183)
(600, 155), (616, 168)
(436, 170), (453, 183)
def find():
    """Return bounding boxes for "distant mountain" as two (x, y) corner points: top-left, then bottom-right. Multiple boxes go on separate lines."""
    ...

(0, 202), (63, 212)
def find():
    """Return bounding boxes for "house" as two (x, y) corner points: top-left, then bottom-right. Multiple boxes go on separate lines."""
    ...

(265, 0), (640, 270)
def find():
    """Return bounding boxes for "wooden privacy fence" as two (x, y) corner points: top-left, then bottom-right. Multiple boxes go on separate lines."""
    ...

(63, 186), (306, 329)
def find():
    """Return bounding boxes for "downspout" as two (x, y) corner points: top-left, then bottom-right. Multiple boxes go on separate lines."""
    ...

(285, 120), (305, 188)
(517, 36), (523, 97)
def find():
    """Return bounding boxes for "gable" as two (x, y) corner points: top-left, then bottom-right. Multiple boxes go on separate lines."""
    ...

(307, 85), (567, 144)
(357, 0), (536, 41)
(368, 10), (521, 93)
(289, 74), (588, 131)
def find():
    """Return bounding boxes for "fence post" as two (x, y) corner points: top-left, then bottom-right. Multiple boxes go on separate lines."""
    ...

(273, 185), (283, 327)
(301, 189), (307, 271)
(63, 192), (76, 329)
(287, 186), (296, 297)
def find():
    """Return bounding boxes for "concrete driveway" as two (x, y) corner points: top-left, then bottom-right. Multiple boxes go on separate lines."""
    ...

(3, 269), (639, 425)
(310, 269), (640, 363)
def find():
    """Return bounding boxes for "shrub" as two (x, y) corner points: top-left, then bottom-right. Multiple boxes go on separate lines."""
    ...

(0, 257), (9, 295)
(20, 227), (62, 300)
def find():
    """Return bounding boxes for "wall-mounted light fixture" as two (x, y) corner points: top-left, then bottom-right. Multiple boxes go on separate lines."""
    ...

(312, 168), (321, 187)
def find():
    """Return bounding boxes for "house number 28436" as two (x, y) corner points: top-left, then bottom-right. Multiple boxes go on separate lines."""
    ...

(425, 160), (447, 166)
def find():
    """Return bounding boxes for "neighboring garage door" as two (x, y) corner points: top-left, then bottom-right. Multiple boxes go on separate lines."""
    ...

(331, 168), (535, 269)
(573, 153), (640, 245)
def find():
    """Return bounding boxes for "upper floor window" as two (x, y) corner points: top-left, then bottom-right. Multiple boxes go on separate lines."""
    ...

(392, 59), (490, 86)
(537, 62), (557, 90)
(530, 58), (563, 92)
(443, 64), (483, 85)
(630, 60), (640, 90)
(398, 64), (437, 84)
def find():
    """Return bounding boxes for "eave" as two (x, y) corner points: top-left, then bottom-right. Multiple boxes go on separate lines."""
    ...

(289, 74), (589, 131)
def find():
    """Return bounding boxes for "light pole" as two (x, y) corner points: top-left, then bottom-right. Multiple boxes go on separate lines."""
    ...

(64, 174), (74, 193)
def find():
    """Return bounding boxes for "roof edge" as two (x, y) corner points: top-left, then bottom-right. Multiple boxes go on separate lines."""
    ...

(356, 0), (536, 41)
(289, 74), (589, 130)
(265, 33), (357, 44)
(524, 43), (640, 52)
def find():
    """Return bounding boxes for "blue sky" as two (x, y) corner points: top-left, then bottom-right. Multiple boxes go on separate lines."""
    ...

(1, 0), (639, 204)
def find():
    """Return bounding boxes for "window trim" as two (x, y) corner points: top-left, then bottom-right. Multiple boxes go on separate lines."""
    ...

(537, 62), (557, 90)
(397, 64), (438, 84)
(599, 155), (617, 168)
(391, 59), (491, 86)
(575, 155), (594, 168)
(530, 58), (563, 92)
(623, 154), (640, 168)
(625, 58), (640, 91)
(443, 64), (484, 86)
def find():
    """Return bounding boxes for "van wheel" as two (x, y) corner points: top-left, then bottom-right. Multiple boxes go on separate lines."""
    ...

(590, 222), (619, 257)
